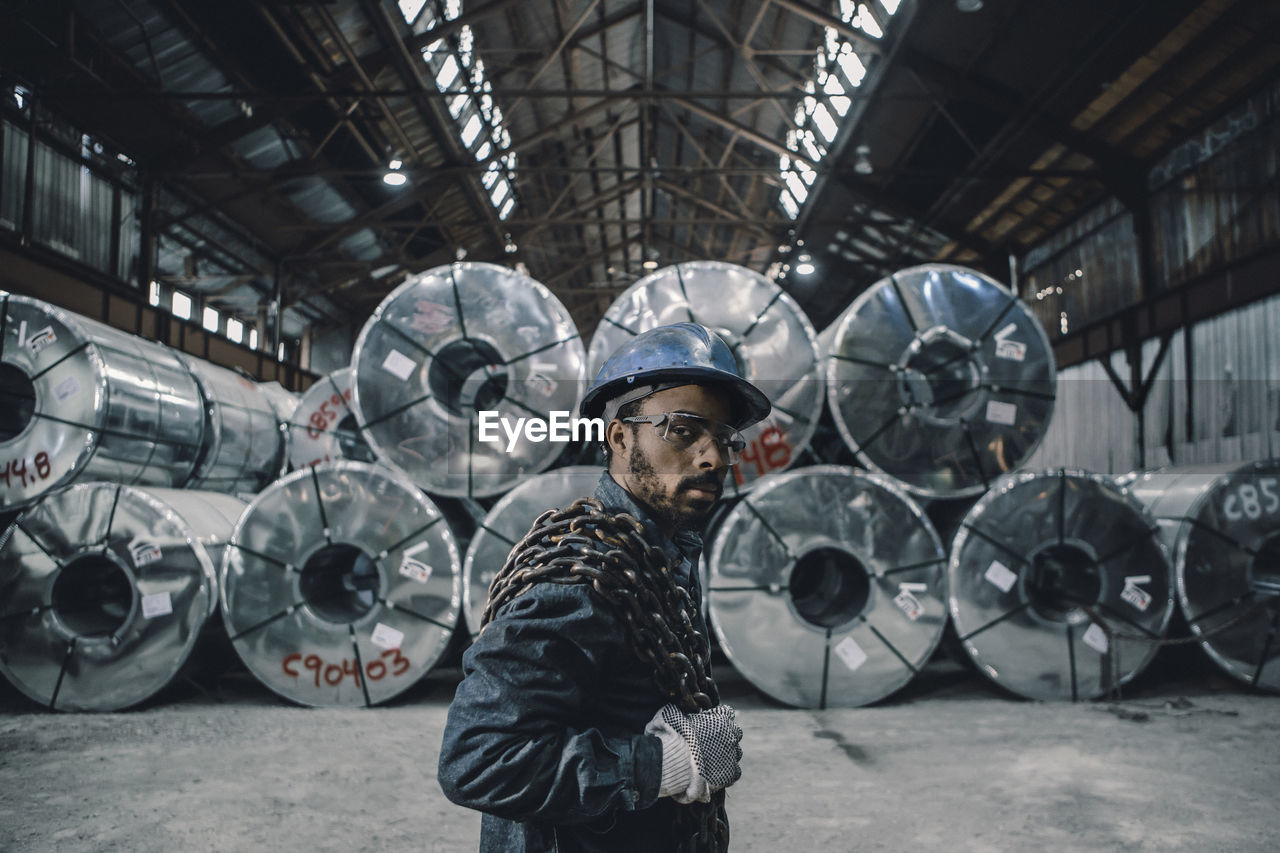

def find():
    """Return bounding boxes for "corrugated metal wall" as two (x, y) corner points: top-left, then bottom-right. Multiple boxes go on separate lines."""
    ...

(2, 118), (138, 282)
(1026, 292), (1280, 473)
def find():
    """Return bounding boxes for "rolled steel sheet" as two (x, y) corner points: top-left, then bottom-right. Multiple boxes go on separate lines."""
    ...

(462, 466), (602, 635)
(1125, 461), (1280, 692)
(0, 293), (205, 511)
(949, 469), (1174, 701)
(221, 461), (461, 707)
(825, 264), (1056, 498)
(179, 355), (289, 494)
(287, 367), (376, 470)
(258, 381), (301, 425)
(707, 465), (947, 708)
(351, 262), (586, 498)
(0, 483), (246, 711)
(586, 262), (823, 492)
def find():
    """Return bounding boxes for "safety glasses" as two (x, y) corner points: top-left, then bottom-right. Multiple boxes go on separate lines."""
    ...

(621, 412), (747, 465)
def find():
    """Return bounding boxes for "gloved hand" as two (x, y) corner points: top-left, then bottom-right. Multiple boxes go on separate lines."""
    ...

(645, 703), (743, 804)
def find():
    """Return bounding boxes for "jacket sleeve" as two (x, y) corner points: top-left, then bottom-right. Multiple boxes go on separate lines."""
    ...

(437, 583), (663, 824)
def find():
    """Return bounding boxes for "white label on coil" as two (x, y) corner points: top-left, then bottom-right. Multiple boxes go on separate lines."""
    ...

(1082, 623), (1109, 654)
(893, 589), (924, 621)
(141, 592), (172, 619)
(24, 325), (57, 356)
(399, 556), (432, 584)
(381, 349), (417, 381)
(53, 376), (79, 401)
(984, 560), (1018, 593)
(985, 400), (1018, 425)
(995, 339), (1027, 361)
(833, 636), (868, 672)
(370, 622), (404, 651)
(1121, 575), (1152, 612)
(130, 540), (163, 568)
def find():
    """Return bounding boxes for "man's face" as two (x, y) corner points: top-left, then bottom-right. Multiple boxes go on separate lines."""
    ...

(608, 384), (734, 533)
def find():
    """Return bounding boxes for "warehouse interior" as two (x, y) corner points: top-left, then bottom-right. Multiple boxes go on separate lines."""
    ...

(1, 0), (1279, 850)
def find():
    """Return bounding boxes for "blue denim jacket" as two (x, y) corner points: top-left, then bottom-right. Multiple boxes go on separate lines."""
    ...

(438, 472), (712, 852)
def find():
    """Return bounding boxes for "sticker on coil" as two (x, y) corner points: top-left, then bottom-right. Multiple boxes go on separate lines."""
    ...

(22, 324), (57, 356)
(1120, 575), (1152, 612)
(141, 591), (173, 619)
(993, 323), (1027, 361)
(371, 622), (405, 650)
(130, 539), (163, 568)
(833, 636), (868, 671)
(984, 400), (1018, 426)
(1082, 623), (1109, 654)
(53, 376), (79, 402)
(381, 349), (417, 381)
(893, 585), (925, 621)
(983, 560), (1018, 593)
(398, 556), (432, 584)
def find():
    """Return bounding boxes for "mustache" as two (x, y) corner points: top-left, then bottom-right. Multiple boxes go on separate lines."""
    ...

(679, 473), (723, 494)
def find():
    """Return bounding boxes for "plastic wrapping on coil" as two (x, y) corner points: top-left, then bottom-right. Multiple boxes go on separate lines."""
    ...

(462, 466), (602, 636)
(287, 367), (376, 470)
(0, 484), (246, 711)
(179, 355), (289, 494)
(707, 465), (947, 708)
(587, 262), (823, 491)
(0, 293), (205, 510)
(1124, 461), (1280, 692)
(351, 262), (587, 498)
(220, 461), (461, 707)
(825, 264), (1056, 498)
(949, 469), (1174, 701)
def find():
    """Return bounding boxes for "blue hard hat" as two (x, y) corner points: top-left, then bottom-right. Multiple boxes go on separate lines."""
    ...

(580, 322), (771, 428)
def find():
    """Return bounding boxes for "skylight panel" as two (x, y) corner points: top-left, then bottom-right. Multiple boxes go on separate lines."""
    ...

(461, 114), (483, 147)
(398, 0), (428, 24)
(777, 0), (900, 219)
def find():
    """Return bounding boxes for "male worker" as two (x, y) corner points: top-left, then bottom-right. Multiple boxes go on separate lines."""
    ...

(438, 322), (771, 852)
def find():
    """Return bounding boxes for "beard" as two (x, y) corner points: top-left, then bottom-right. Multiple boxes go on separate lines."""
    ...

(626, 442), (723, 532)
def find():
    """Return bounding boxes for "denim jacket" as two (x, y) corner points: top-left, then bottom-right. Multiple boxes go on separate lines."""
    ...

(437, 472), (713, 852)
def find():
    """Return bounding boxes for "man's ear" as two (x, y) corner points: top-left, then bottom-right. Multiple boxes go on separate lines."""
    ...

(605, 419), (628, 458)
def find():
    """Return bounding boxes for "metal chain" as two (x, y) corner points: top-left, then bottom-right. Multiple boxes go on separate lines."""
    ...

(482, 497), (730, 853)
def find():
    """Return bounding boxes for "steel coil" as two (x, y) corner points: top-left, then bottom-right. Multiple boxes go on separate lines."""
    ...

(586, 262), (823, 491)
(949, 469), (1174, 701)
(0, 293), (205, 510)
(0, 483), (246, 711)
(287, 367), (376, 470)
(351, 262), (586, 497)
(825, 264), (1056, 498)
(1124, 461), (1280, 692)
(220, 461), (461, 707)
(179, 355), (289, 494)
(707, 465), (947, 708)
(462, 466), (602, 636)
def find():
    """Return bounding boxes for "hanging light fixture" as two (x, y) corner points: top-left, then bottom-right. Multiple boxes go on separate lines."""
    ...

(383, 159), (408, 186)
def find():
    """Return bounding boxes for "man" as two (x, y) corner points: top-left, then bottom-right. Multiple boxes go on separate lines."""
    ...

(438, 322), (771, 852)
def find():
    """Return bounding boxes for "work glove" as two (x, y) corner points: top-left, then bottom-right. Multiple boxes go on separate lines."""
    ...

(645, 702), (743, 804)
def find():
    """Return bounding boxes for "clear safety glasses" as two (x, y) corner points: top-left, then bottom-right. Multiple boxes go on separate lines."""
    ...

(621, 412), (747, 465)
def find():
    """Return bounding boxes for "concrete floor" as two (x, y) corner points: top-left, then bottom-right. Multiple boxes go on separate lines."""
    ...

(0, 644), (1277, 853)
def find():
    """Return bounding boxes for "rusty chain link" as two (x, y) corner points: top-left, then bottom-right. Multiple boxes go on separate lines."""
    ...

(481, 497), (730, 853)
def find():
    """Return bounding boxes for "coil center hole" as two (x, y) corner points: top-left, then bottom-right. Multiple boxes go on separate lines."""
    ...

(0, 363), (37, 442)
(1027, 543), (1101, 622)
(428, 339), (508, 418)
(1250, 533), (1280, 597)
(899, 338), (981, 419)
(789, 546), (870, 629)
(299, 544), (379, 624)
(334, 413), (376, 462)
(51, 553), (133, 637)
